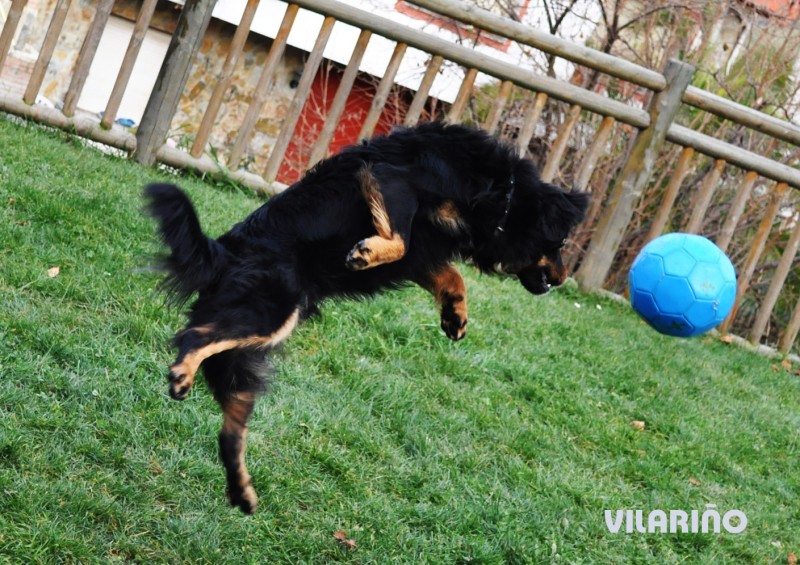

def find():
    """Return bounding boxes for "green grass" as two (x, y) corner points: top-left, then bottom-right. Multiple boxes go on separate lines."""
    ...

(0, 114), (798, 563)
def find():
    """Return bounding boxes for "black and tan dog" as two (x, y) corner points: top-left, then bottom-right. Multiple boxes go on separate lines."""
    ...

(145, 122), (588, 513)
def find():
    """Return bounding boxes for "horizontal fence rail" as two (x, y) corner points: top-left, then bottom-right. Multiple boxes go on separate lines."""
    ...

(0, 0), (797, 356)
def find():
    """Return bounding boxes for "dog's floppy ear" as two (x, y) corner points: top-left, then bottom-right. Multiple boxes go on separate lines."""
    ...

(536, 187), (590, 243)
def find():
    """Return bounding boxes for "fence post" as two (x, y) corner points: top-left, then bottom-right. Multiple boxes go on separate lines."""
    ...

(135, 0), (218, 166)
(575, 59), (694, 291)
(63, 0), (115, 117)
(0, 0), (29, 77)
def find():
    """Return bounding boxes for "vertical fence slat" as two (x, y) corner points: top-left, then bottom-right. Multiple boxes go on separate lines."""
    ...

(306, 28), (372, 167)
(358, 41), (406, 139)
(404, 54), (442, 126)
(101, 0), (159, 128)
(749, 214), (800, 344)
(0, 0), (30, 78)
(227, 3), (298, 169)
(23, 0), (71, 105)
(135, 0), (219, 166)
(646, 146), (695, 242)
(684, 158), (725, 234)
(573, 116), (614, 191)
(540, 103), (582, 182)
(515, 91), (547, 157)
(482, 79), (513, 134)
(444, 66), (478, 124)
(263, 15), (336, 183)
(781, 295), (800, 354)
(63, 0), (115, 117)
(575, 59), (694, 292)
(720, 182), (789, 333)
(717, 171), (757, 253)
(190, 0), (260, 158)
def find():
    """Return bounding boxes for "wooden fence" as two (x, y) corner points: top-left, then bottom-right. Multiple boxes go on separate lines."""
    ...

(0, 0), (798, 355)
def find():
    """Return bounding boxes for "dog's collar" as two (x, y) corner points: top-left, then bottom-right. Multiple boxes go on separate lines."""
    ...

(495, 173), (516, 235)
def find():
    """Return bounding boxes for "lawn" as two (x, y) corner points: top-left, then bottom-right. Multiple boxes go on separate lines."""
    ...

(0, 114), (798, 563)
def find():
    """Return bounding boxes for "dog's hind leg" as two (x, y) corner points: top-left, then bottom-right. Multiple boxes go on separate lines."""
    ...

(346, 165), (417, 271)
(417, 263), (468, 341)
(218, 391), (258, 513)
(167, 309), (300, 400)
(201, 348), (266, 514)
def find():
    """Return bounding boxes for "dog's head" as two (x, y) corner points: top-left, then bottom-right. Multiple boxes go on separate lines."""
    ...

(473, 170), (589, 295)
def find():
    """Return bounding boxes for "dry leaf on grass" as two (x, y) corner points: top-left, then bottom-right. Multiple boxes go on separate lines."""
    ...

(8, 197), (14, 206)
(788, 552), (797, 565)
(630, 420), (645, 432)
(47, 266), (60, 278)
(688, 477), (701, 486)
(720, 334), (734, 344)
(333, 530), (357, 549)
(781, 359), (792, 371)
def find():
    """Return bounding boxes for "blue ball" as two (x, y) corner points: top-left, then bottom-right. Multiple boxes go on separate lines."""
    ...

(628, 233), (737, 337)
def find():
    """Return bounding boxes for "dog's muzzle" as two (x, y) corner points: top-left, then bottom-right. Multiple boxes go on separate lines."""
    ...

(516, 256), (568, 295)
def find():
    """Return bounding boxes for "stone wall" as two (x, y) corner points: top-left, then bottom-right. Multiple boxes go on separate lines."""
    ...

(0, 0), (304, 174)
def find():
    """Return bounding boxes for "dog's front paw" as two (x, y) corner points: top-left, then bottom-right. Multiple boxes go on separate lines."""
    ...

(439, 292), (467, 341)
(167, 368), (194, 401)
(345, 239), (371, 270)
(227, 479), (258, 514)
(441, 310), (467, 341)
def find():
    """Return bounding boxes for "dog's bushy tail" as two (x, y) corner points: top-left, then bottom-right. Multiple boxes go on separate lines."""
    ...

(144, 183), (228, 303)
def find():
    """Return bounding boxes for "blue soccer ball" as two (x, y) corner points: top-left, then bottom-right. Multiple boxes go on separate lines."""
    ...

(628, 233), (737, 337)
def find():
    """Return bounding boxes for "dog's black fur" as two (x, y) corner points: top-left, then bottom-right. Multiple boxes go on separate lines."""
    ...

(145, 122), (588, 513)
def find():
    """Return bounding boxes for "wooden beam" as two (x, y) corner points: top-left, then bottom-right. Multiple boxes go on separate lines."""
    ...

(227, 3), (299, 169)
(716, 171), (757, 253)
(444, 67), (478, 124)
(135, 0), (218, 166)
(0, 90), (135, 150)
(541, 104), (582, 183)
(781, 295), (800, 354)
(683, 86), (800, 147)
(0, 0), (29, 78)
(23, 0), (71, 105)
(573, 116), (615, 191)
(191, 0), (260, 158)
(404, 54), (442, 126)
(262, 16), (336, 183)
(306, 28), (372, 167)
(290, 0), (650, 128)
(101, 0), (159, 128)
(409, 0), (666, 92)
(667, 124), (800, 189)
(575, 59), (694, 292)
(749, 214), (800, 344)
(515, 91), (547, 158)
(413, 0), (800, 148)
(358, 41), (406, 139)
(684, 158), (725, 234)
(481, 80), (513, 134)
(719, 182), (789, 334)
(645, 146), (694, 242)
(63, 0), (115, 117)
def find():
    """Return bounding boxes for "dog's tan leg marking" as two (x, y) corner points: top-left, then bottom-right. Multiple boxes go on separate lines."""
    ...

(346, 166), (407, 270)
(420, 264), (468, 341)
(219, 391), (258, 513)
(346, 233), (406, 270)
(358, 166), (392, 239)
(168, 309), (300, 400)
